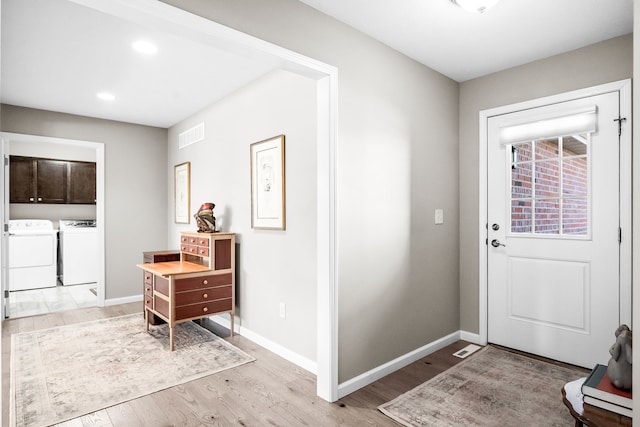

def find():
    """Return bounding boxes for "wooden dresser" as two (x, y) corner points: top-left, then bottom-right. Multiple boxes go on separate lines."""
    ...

(137, 232), (235, 350)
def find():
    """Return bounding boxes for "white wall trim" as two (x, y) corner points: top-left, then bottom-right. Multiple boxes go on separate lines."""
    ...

(459, 330), (483, 344)
(105, 295), (143, 306)
(70, 0), (339, 402)
(315, 74), (339, 402)
(208, 314), (318, 374)
(336, 331), (463, 399)
(478, 79), (633, 346)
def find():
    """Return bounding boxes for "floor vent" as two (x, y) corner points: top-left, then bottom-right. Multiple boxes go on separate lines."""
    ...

(453, 344), (481, 359)
(179, 123), (205, 149)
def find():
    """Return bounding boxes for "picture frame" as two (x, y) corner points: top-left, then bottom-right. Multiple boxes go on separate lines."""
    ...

(250, 135), (285, 230)
(174, 162), (191, 224)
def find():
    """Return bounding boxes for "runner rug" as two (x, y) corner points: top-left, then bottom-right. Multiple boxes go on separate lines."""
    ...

(379, 345), (586, 426)
(10, 314), (254, 427)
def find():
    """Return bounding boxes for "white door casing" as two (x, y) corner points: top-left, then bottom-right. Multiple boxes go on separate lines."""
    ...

(479, 80), (632, 368)
(2, 139), (9, 319)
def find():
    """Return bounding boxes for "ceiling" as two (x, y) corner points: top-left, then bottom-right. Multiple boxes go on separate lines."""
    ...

(299, 0), (633, 82)
(1, 0), (634, 129)
(0, 0), (277, 128)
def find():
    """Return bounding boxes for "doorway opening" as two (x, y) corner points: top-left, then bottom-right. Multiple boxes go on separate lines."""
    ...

(2, 132), (106, 319)
(2, 0), (339, 402)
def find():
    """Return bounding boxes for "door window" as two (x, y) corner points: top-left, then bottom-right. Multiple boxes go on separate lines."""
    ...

(510, 133), (589, 236)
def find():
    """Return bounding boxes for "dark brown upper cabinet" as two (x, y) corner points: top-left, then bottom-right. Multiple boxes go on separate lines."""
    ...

(10, 155), (96, 205)
(9, 156), (36, 203)
(68, 161), (96, 204)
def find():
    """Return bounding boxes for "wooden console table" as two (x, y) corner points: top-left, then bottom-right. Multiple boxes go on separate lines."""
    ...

(562, 387), (632, 427)
(137, 232), (235, 351)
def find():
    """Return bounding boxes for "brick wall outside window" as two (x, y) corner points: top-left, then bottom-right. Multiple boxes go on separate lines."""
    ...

(511, 136), (588, 235)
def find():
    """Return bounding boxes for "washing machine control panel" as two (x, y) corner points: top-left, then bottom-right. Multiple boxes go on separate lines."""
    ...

(9, 219), (54, 231)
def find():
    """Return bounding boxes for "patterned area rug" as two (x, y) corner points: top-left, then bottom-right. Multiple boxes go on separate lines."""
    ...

(10, 314), (255, 427)
(379, 346), (586, 426)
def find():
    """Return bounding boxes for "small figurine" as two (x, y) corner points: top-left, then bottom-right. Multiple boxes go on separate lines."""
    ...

(194, 202), (216, 233)
(607, 324), (632, 390)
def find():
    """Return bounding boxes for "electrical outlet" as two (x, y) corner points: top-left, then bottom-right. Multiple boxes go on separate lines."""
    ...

(435, 209), (444, 225)
(279, 302), (286, 318)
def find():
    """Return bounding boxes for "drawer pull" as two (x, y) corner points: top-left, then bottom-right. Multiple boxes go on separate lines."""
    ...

(146, 287), (151, 292)
(200, 249), (206, 255)
(203, 307), (208, 312)
(203, 293), (208, 299)
(203, 279), (208, 285)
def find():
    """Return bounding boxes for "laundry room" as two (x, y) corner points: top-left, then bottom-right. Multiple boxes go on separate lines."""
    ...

(7, 136), (98, 318)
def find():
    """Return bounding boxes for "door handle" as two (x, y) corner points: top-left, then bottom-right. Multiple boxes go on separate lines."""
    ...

(491, 239), (506, 248)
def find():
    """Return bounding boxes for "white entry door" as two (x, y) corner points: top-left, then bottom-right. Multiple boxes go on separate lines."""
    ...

(487, 91), (622, 368)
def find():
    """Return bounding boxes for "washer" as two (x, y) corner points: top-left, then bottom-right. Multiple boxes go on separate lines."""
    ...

(59, 219), (98, 286)
(8, 219), (58, 291)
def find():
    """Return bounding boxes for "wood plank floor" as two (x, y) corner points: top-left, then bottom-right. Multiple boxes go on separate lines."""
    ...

(2, 303), (472, 426)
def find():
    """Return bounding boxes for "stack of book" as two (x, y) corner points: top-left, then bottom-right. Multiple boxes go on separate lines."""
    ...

(581, 364), (632, 417)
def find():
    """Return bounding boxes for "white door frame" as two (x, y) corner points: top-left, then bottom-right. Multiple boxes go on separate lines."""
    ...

(68, 0), (340, 402)
(478, 79), (632, 345)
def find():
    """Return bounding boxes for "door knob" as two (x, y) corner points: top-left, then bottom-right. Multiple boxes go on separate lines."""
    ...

(491, 239), (506, 248)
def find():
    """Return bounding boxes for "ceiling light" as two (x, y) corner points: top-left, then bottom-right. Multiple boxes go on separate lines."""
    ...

(132, 40), (158, 55)
(96, 92), (115, 101)
(451, 0), (500, 13)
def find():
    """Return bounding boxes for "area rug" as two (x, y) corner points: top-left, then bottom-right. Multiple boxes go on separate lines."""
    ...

(379, 346), (585, 426)
(10, 314), (255, 427)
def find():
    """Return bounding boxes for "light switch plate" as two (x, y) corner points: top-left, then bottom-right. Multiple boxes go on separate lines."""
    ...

(435, 209), (444, 224)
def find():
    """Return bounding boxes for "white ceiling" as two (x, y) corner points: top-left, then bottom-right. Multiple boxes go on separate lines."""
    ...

(299, 0), (633, 82)
(0, 0), (277, 128)
(1, 0), (634, 129)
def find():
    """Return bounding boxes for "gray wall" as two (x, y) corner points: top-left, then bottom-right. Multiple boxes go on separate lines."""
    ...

(167, 70), (318, 362)
(458, 34), (633, 333)
(0, 104), (168, 300)
(161, 0), (461, 382)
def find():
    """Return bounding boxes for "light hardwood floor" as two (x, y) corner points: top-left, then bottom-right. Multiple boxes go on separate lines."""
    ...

(2, 303), (471, 426)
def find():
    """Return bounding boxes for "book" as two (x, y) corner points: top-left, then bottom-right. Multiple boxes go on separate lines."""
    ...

(581, 364), (632, 409)
(584, 395), (633, 418)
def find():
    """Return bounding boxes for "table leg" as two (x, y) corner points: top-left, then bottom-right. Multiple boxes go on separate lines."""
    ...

(230, 314), (235, 337)
(170, 325), (175, 351)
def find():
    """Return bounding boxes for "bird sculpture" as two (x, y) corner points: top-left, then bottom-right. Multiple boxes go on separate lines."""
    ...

(194, 202), (216, 233)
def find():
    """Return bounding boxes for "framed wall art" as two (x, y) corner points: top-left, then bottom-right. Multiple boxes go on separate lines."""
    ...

(250, 135), (285, 230)
(174, 161), (191, 224)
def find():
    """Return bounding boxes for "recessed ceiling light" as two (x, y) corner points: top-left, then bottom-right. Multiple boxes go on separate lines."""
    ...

(96, 92), (115, 101)
(132, 40), (158, 55)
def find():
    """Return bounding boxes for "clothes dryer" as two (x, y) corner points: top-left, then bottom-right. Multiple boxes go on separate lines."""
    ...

(58, 219), (98, 285)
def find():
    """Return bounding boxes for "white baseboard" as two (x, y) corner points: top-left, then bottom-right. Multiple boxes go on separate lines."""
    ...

(207, 314), (318, 375)
(459, 330), (484, 345)
(337, 330), (470, 399)
(104, 294), (142, 306)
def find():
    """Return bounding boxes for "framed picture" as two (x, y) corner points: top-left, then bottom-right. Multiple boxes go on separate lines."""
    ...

(250, 135), (285, 229)
(174, 162), (191, 224)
